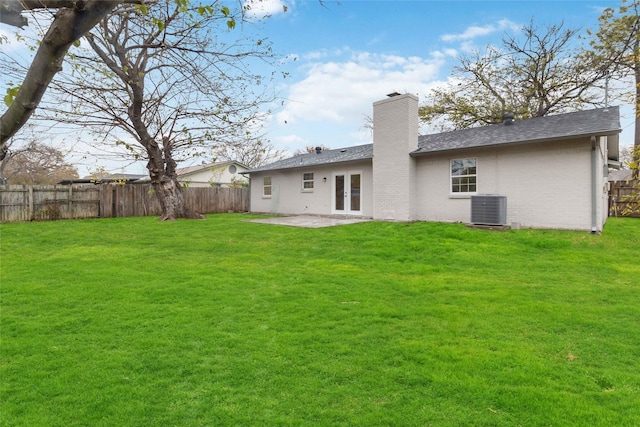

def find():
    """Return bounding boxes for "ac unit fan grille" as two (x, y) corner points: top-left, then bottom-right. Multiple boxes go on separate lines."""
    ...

(471, 195), (507, 226)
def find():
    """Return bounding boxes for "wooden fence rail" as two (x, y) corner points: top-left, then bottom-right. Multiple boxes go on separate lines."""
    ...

(608, 180), (640, 218)
(0, 184), (248, 223)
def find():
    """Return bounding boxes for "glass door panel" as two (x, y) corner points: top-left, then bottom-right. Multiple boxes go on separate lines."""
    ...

(335, 174), (345, 211)
(350, 174), (361, 212)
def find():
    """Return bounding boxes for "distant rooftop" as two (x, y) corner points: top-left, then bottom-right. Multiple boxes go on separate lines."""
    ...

(176, 161), (246, 176)
(58, 173), (147, 185)
(608, 169), (633, 182)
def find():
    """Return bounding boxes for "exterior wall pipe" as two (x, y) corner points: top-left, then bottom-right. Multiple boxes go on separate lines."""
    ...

(242, 172), (252, 213)
(591, 136), (597, 234)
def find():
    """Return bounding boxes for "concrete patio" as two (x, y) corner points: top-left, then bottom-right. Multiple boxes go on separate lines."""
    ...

(248, 215), (371, 228)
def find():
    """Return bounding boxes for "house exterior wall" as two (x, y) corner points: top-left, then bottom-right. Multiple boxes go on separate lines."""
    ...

(247, 93), (616, 232)
(414, 138), (604, 230)
(372, 94), (419, 221)
(178, 164), (248, 188)
(249, 161), (373, 216)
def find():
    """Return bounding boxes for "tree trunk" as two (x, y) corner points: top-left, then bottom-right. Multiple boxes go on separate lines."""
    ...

(146, 142), (204, 221)
(122, 61), (204, 221)
(151, 175), (204, 221)
(634, 43), (640, 179)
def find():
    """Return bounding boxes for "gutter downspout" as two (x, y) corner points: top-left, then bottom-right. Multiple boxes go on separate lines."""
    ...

(591, 136), (598, 234)
(247, 176), (251, 213)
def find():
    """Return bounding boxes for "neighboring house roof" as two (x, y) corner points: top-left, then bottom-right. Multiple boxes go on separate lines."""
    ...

(248, 107), (621, 173)
(58, 174), (147, 185)
(249, 144), (373, 173)
(412, 106), (621, 155)
(176, 161), (247, 177)
(608, 169), (633, 182)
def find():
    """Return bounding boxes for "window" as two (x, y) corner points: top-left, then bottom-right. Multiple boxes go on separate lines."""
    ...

(451, 158), (477, 194)
(302, 172), (314, 191)
(229, 164), (237, 174)
(263, 176), (272, 197)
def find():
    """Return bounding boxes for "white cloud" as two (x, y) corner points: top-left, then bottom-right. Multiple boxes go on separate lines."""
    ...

(441, 19), (520, 42)
(301, 47), (350, 61)
(302, 49), (330, 60)
(243, 0), (289, 20)
(275, 51), (445, 128)
(429, 49), (458, 60)
(277, 133), (307, 146)
(459, 41), (477, 53)
(263, 49), (454, 153)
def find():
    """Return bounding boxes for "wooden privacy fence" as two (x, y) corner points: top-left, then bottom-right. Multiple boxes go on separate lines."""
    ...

(0, 185), (100, 222)
(0, 184), (248, 223)
(608, 180), (640, 218)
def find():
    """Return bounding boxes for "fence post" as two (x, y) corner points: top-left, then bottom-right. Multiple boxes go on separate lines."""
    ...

(28, 186), (34, 220)
(68, 185), (73, 217)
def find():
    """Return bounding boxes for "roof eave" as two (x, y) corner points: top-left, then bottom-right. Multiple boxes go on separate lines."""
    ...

(246, 157), (372, 174)
(411, 130), (621, 157)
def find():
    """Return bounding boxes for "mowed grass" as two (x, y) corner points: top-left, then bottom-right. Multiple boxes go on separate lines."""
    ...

(1, 215), (639, 426)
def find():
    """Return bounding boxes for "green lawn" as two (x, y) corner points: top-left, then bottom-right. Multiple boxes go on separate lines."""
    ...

(1, 215), (639, 426)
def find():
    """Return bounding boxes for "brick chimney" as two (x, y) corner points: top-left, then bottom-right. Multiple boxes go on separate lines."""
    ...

(372, 93), (419, 221)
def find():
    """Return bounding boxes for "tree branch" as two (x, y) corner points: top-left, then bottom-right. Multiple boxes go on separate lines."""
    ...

(0, 0), (144, 27)
(0, 0), (147, 157)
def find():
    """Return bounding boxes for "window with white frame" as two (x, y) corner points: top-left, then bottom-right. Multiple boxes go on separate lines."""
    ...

(451, 158), (477, 194)
(263, 176), (272, 197)
(302, 172), (314, 191)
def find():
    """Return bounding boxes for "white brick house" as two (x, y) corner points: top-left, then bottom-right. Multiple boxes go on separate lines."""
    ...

(247, 93), (621, 232)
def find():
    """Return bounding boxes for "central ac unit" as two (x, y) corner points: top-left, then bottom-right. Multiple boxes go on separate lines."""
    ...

(471, 195), (507, 226)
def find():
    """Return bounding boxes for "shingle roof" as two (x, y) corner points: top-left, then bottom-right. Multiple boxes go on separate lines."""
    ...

(608, 169), (633, 182)
(248, 107), (621, 173)
(248, 144), (373, 173)
(412, 106), (621, 155)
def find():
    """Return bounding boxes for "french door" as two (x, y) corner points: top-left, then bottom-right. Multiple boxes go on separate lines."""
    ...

(332, 171), (362, 215)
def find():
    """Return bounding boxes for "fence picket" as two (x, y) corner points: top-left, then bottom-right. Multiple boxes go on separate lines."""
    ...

(0, 184), (249, 222)
(608, 180), (640, 218)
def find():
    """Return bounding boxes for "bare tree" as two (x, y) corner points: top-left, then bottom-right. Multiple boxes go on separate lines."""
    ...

(36, 0), (276, 220)
(210, 139), (287, 168)
(0, 140), (78, 185)
(420, 21), (609, 130)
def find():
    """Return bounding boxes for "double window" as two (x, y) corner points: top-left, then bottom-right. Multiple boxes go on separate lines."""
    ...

(263, 176), (272, 197)
(451, 158), (477, 194)
(302, 172), (314, 192)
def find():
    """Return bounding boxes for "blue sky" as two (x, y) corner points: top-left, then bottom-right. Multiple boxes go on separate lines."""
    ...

(1, 0), (634, 175)
(249, 0), (634, 162)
